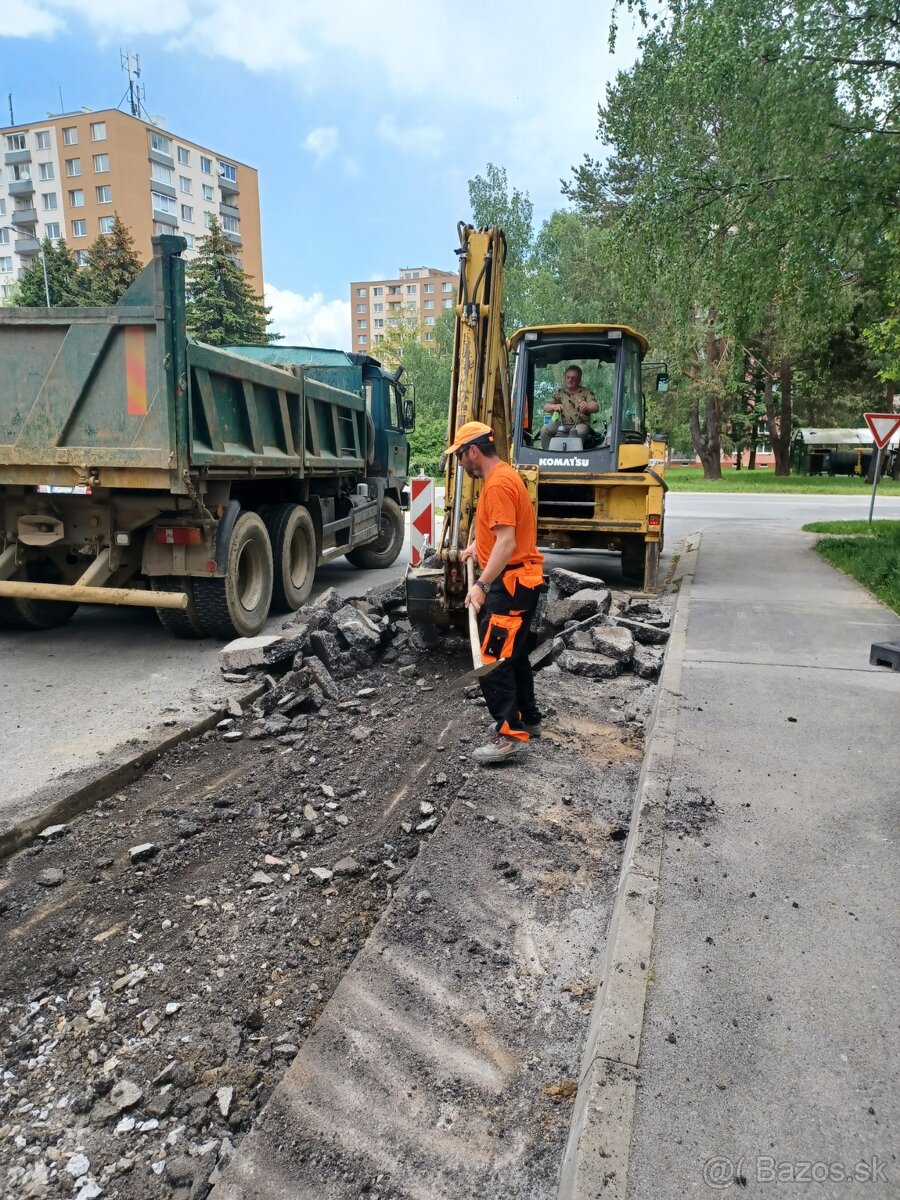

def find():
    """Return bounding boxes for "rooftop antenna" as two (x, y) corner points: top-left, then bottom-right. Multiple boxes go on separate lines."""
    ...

(119, 49), (148, 119)
(8, 94), (13, 125)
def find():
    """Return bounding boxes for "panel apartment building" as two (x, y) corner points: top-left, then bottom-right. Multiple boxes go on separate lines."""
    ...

(350, 266), (459, 352)
(0, 108), (262, 300)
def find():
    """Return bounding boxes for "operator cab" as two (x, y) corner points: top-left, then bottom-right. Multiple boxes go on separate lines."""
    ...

(510, 326), (648, 473)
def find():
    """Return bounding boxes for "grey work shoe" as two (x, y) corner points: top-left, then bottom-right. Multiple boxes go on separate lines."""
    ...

(521, 720), (542, 737)
(473, 734), (529, 765)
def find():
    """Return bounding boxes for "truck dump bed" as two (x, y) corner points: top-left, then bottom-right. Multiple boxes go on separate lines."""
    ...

(0, 236), (367, 495)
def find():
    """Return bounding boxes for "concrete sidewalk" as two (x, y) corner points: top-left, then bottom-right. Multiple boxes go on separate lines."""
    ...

(566, 521), (900, 1197)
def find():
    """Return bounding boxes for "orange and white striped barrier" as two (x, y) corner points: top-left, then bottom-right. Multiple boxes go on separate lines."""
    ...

(410, 475), (434, 566)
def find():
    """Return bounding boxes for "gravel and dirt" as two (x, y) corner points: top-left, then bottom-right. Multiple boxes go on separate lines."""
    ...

(1, 573), (671, 1200)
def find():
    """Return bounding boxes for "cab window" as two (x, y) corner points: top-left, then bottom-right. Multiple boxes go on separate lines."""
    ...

(620, 340), (645, 437)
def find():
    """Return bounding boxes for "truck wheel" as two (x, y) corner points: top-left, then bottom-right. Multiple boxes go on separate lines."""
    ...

(261, 503), (317, 612)
(345, 496), (404, 569)
(621, 535), (646, 586)
(194, 511), (274, 639)
(151, 576), (206, 638)
(0, 559), (79, 630)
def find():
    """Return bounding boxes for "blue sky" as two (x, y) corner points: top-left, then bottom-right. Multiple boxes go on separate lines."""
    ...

(3, 1), (639, 345)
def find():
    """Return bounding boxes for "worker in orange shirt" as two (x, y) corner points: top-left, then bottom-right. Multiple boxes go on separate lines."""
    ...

(446, 421), (545, 764)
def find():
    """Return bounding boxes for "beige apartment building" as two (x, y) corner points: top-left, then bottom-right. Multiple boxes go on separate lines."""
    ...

(350, 266), (459, 352)
(0, 108), (262, 300)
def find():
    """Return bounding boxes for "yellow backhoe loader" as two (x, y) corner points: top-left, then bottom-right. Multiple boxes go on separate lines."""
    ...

(406, 222), (668, 629)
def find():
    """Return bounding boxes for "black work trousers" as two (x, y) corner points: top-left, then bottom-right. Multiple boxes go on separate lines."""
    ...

(477, 579), (541, 739)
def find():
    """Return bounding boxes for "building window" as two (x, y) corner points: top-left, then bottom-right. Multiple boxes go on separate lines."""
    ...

(90, 121), (107, 141)
(71, 219), (88, 238)
(373, 303), (383, 313)
(177, 146), (190, 165)
(0, 200), (6, 216)
(219, 162), (237, 182)
(423, 283), (434, 293)
(75, 250), (89, 265)
(358, 335), (367, 345)
(35, 131), (51, 150)
(7, 164), (31, 183)
(442, 299), (453, 308)
(44, 222), (61, 240)
(7, 133), (27, 151)
(356, 304), (366, 313)
(93, 154), (109, 173)
(151, 161), (174, 186)
(181, 204), (193, 222)
(65, 158), (81, 177)
(96, 185), (111, 204)
(356, 288), (366, 298)
(200, 156), (212, 174)
(442, 281), (453, 291)
(0, 229), (7, 245)
(0, 257), (12, 273)
(374, 318), (384, 328)
(222, 215), (239, 233)
(373, 286), (383, 296)
(62, 127), (78, 146)
(204, 211), (213, 229)
(425, 316), (435, 325)
(388, 301), (401, 310)
(183, 232), (195, 249)
(39, 162), (54, 181)
(425, 332), (434, 341)
(150, 131), (172, 155)
(153, 221), (171, 235)
(357, 320), (367, 329)
(202, 184), (214, 201)
(387, 318), (398, 327)
(424, 300), (434, 310)
(99, 216), (115, 234)
(151, 191), (177, 215)
(42, 193), (58, 212)
(406, 284), (417, 294)
(68, 189), (85, 208)
(388, 285), (400, 295)
(179, 176), (192, 194)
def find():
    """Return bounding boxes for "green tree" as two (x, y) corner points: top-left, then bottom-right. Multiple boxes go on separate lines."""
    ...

(13, 237), (83, 307)
(81, 214), (143, 305)
(185, 216), (277, 345)
(468, 164), (536, 331)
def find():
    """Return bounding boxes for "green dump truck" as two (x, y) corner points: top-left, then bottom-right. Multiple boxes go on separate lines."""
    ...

(0, 235), (414, 638)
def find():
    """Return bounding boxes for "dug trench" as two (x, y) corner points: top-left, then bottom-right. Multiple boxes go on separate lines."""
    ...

(0, 571), (672, 1200)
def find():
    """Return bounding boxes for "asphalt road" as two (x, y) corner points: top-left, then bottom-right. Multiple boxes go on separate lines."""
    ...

(2, 492), (899, 831)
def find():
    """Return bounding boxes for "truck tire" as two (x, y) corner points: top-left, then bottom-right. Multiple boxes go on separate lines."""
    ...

(193, 511), (273, 639)
(621, 535), (646, 586)
(151, 576), (206, 638)
(0, 559), (79, 631)
(345, 496), (404, 569)
(261, 503), (317, 612)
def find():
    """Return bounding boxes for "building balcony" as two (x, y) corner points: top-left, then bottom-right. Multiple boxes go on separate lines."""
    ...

(223, 229), (243, 248)
(218, 176), (239, 197)
(15, 237), (41, 255)
(151, 209), (177, 228)
(4, 149), (31, 166)
(219, 201), (240, 221)
(11, 208), (38, 226)
(9, 179), (34, 197)
(149, 149), (175, 170)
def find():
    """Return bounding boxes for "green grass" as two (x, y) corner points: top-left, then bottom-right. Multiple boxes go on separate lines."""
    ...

(805, 519), (900, 614)
(664, 467), (900, 494)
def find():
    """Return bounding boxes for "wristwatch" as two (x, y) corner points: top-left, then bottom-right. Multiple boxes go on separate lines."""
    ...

(476, 579), (490, 593)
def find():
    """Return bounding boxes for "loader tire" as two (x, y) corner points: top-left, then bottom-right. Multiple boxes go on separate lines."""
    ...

(260, 503), (317, 612)
(194, 511), (273, 639)
(0, 559), (79, 630)
(151, 576), (206, 638)
(345, 497), (404, 570)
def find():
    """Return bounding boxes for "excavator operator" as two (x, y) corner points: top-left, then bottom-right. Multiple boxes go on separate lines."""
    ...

(447, 421), (545, 765)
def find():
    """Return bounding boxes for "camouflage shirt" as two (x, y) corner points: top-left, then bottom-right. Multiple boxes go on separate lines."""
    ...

(548, 385), (596, 426)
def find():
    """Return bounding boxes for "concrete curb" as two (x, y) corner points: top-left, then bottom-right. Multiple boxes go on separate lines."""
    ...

(0, 682), (266, 863)
(556, 531), (701, 1200)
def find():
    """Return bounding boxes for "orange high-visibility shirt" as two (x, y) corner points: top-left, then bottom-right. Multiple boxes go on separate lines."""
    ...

(475, 461), (543, 574)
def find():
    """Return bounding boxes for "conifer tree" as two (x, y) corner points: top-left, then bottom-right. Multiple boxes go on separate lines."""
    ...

(185, 216), (277, 345)
(13, 237), (83, 307)
(82, 214), (143, 305)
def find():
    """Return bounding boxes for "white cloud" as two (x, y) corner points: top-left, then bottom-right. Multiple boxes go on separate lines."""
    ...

(303, 125), (338, 162)
(6, 0), (62, 36)
(375, 115), (444, 159)
(265, 283), (350, 350)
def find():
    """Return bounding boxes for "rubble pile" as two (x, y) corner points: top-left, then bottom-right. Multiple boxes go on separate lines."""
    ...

(533, 568), (670, 682)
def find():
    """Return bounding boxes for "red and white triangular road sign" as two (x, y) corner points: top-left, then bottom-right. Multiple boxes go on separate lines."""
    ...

(864, 412), (900, 450)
